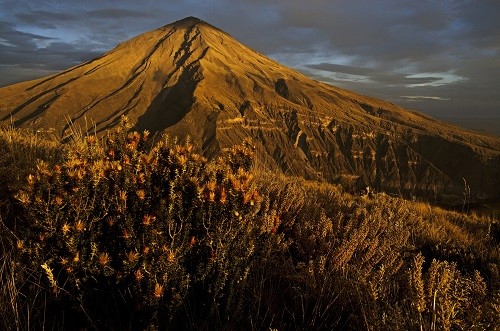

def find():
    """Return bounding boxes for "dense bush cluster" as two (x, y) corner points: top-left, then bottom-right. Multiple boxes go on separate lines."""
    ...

(7, 124), (282, 329)
(0, 122), (499, 330)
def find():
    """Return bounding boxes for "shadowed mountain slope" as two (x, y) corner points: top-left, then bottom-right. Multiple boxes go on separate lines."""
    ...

(1, 16), (500, 202)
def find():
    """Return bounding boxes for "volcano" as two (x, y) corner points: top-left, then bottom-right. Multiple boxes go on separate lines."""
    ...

(1, 16), (500, 202)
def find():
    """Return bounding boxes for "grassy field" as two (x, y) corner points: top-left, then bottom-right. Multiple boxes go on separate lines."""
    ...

(1, 121), (499, 330)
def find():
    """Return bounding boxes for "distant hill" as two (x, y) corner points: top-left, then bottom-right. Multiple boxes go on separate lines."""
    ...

(1, 16), (500, 203)
(440, 118), (500, 137)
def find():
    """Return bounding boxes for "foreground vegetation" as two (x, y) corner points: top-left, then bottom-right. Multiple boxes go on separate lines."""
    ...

(1, 122), (499, 330)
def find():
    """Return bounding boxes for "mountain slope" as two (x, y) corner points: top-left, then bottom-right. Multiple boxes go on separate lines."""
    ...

(1, 16), (499, 202)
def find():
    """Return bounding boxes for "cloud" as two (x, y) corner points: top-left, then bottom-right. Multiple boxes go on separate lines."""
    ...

(86, 9), (153, 20)
(400, 96), (451, 102)
(405, 72), (467, 88)
(16, 10), (76, 29)
(0, 21), (100, 72)
(305, 63), (466, 88)
(0, 21), (54, 48)
(306, 63), (374, 77)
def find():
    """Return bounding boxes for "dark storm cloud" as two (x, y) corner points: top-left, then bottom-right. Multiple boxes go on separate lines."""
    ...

(0, 42), (100, 70)
(0, 21), (54, 47)
(86, 9), (154, 20)
(266, 0), (470, 76)
(263, 0), (499, 117)
(16, 10), (76, 29)
(0, 0), (498, 117)
(0, 20), (100, 73)
(458, 1), (500, 50)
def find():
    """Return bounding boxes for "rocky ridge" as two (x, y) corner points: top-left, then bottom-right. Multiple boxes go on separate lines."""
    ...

(1, 16), (500, 202)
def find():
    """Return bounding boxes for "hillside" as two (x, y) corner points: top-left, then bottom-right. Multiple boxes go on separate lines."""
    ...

(0, 125), (499, 330)
(1, 16), (500, 203)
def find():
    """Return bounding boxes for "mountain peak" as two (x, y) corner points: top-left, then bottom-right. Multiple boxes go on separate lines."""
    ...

(175, 16), (204, 25)
(168, 16), (211, 29)
(161, 16), (225, 36)
(1, 17), (500, 203)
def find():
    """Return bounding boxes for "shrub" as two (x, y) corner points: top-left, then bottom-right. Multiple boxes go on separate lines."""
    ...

(11, 125), (274, 329)
(407, 254), (491, 330)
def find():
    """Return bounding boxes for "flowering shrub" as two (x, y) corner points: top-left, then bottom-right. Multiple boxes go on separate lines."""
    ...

(14, 124), (272, 327)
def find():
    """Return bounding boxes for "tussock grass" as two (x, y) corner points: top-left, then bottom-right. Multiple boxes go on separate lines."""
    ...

(0, 121), (498, 330)
(0, 125), (61, 223)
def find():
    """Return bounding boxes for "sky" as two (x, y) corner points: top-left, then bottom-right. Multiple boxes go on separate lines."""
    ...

(0, 0), (499, 118)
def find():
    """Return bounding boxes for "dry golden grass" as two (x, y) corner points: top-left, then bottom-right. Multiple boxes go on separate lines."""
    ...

(0, 124), (498, 330)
